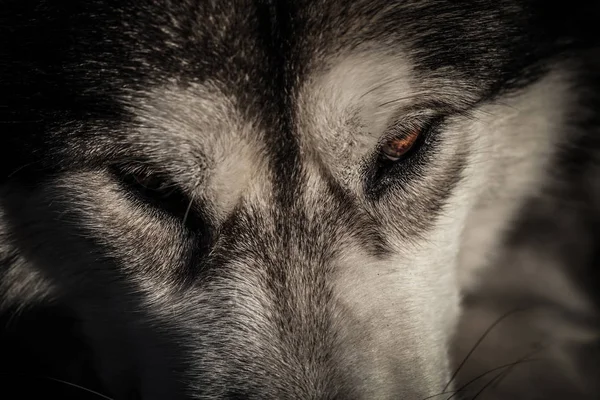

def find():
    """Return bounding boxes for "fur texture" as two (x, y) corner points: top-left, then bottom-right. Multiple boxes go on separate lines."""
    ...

(1, 1), (599, 399)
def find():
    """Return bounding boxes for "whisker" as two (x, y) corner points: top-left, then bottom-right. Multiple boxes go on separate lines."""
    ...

(442, 307), (530, 392)
(489, 341), (549, 391)
(182, 178), (201, 227)
(0, 373), (114, 400)
(421, 357), (538, 400)
(446, 342), (547, 400)
(7, 161), (39, 178)
(469, 371), (505, 400)
(182, 194), (195, 227)
(444, 359), (540, 400)
(43, 376), (115, 400)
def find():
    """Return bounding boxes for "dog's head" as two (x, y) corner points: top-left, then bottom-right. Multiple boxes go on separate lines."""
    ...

(1, 1), (595, 398)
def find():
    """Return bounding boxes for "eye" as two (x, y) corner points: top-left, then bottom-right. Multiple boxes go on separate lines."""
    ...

(377, 114), (446, 165)
(366, 114), (446, 198)
(111, 165), (203, 231)
(130, 173), (179, 200)
(379, 126), (423, 162)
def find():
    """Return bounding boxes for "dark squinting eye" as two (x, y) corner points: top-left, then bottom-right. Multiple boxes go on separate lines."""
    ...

(112, 166), (202, 230)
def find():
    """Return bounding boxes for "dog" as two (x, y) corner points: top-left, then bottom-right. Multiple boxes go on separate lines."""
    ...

(1, 1), (599, 399)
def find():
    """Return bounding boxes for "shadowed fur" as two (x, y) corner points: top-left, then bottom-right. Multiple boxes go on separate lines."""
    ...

(1, 1), (599, 399)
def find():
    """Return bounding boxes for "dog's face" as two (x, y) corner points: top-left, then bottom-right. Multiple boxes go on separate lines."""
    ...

(0, 1), (587, 399)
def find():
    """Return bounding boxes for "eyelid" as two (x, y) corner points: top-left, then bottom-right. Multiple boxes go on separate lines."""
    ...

(110, 165), (198, 224)
(382, 118), (425, 141)
(380, 111), (443, 149)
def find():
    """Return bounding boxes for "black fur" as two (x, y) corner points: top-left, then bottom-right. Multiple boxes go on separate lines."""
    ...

(1, 1), (599, 399)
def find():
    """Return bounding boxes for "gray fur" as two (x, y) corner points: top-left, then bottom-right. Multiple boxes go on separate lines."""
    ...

(1, 1), (599, 399)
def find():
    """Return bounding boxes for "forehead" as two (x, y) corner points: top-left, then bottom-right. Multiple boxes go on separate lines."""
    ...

(99, 0), (534, 101)
(2, 0), (546, 180)
(103, 0), (534, 83)
(61, 0), (518, 138)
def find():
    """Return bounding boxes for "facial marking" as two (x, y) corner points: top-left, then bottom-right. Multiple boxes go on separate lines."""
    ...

(1, 1), (590, 398)
(126, 82), (274, 220)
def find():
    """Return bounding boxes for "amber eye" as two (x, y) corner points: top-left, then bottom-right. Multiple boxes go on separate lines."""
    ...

(380, 127), (422, 161)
